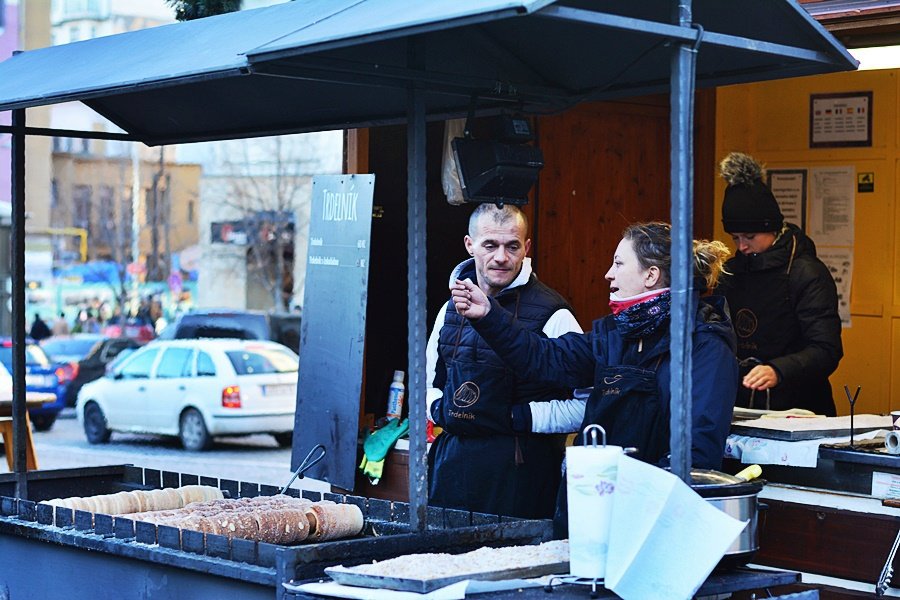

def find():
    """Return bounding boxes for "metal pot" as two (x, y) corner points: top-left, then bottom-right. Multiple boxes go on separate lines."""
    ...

(689, 469), (764, 566)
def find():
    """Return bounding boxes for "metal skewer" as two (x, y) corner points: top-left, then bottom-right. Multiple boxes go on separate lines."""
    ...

(844, 385), (861, 450)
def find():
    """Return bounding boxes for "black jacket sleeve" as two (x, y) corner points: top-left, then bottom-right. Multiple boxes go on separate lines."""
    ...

(689, 330), (740, 469)
(769, 258), (843, 385)
(470, 297), (596, 389)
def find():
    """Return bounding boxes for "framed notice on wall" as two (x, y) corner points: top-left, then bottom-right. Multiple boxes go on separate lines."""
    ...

(809, 92), (872, 148)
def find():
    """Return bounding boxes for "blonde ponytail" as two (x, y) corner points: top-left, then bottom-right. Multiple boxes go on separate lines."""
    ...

(693, 239), (731, 291)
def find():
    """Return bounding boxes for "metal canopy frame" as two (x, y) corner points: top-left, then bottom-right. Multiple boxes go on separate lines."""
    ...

(1, 0), (855, 530)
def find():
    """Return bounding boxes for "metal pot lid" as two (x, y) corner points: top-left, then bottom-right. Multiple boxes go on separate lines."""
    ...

(690, 469), (743, 486)
(688, 469), (763, 498)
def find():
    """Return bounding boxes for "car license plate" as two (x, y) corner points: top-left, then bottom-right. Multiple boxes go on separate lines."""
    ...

(264, 384), (294, 397)
(25, 374), (55, 387)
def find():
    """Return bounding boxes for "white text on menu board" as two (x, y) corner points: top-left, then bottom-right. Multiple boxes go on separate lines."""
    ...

(322, 188), (358, 222)
(308, 236), (338, 265)
(310, 188), (363, 266)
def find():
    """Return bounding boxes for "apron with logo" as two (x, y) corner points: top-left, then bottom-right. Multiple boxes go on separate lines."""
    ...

(727, 241), (800, 411)
(428, 300), (561, 519)
(552, 352), (666, 538)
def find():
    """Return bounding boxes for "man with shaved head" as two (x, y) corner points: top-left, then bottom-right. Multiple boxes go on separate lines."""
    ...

(425, 203), (581, 519)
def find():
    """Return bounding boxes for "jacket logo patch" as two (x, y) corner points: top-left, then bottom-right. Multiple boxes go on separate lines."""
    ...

(453, 381), (480, 408)
(448, 410), (475, 420)
(734, 308), (758, 338)
(603, 375), (623, 385)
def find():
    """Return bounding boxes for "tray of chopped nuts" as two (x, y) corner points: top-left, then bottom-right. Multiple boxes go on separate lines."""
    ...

(325, 540), (569, 593)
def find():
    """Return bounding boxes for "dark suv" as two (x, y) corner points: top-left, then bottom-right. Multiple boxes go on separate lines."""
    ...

(158, 309), (301, 352)
(42, 335), (143, 407)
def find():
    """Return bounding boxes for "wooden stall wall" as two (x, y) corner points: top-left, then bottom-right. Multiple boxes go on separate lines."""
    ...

(716, 69), (898, 416)
(346, 90), (717, 416)
(533, 92), (717, 328)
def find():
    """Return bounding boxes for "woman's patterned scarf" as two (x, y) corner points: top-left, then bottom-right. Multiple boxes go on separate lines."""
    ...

(612, 290), (671, 340)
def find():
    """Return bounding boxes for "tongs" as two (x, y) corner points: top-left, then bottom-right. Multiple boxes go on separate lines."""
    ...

(281, 444), (326, 495)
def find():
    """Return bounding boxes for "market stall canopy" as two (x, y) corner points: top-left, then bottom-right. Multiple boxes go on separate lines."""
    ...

(0, 0), (855, 146)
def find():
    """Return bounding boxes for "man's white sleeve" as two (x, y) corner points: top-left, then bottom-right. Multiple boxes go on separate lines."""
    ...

(530, 308), (591, 434)
(425, 304), (448, 423)
(542, 308), (582, 339)
(530, 396), (589, 433)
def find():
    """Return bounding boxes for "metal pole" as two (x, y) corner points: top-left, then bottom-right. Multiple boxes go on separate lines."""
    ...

(669, 0), (698, 483)
(131, 144), (141, 313)
(407, 84), (428, 532)
(11, 108), (28, 498)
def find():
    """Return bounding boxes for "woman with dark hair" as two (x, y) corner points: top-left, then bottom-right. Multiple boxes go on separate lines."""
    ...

(452, 222), (738, 535)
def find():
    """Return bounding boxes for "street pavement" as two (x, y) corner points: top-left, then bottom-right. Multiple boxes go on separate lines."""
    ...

(14, 409), (328, 493)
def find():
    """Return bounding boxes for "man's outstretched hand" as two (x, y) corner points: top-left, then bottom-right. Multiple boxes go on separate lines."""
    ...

(451, 278), (490, 319)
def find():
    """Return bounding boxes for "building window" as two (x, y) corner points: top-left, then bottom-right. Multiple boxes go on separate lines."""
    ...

(122, 193), (134, 252)
(187, 200), (195, 224)
(73, 185), (92, 238)
(50, 180), (59, 210)
(99, 186), (115, 246)
(143, 188), (153, 222)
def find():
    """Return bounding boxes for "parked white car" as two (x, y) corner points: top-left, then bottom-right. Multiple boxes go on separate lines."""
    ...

(76, 339), (299, 451)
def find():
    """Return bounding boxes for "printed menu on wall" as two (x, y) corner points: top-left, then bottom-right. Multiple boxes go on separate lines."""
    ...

(810, 166), (855, 246)
(767, 169), (807, 232)
(809, 166), (855, 327)
(817, 248), (853, 327)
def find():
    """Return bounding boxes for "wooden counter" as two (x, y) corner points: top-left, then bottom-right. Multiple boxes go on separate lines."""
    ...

(0, 393), (56, 417)
(754, 484), (900, 597)
(335, 447), (410, 503)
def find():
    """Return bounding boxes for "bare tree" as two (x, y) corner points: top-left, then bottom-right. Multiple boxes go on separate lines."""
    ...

(147, 147), (171, 283)
(207, 135), (326, 312)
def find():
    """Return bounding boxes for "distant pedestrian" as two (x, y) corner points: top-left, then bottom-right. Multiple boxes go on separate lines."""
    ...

(29, 314), (52, 342)
(51, 312), (70, 336)
(84, 310), (101, 334)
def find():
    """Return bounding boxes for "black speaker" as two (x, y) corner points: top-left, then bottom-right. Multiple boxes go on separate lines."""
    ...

(451, 138), (543, 206)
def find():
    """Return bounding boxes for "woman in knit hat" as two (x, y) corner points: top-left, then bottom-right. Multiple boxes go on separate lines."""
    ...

(716, 152), (843, 416)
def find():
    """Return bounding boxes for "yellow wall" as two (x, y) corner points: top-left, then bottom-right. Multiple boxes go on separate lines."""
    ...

(715, 69), (899, 416)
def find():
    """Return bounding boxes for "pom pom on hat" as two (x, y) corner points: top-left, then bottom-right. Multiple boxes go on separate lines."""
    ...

(720, 152), (783, 234)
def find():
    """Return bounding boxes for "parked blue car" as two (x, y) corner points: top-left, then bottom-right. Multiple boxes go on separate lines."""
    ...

(0, 337), (68, 431)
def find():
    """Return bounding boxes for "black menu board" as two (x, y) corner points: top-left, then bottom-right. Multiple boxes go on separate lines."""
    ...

(293, 174), (374, 490)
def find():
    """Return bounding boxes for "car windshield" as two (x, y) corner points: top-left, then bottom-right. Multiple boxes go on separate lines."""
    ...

(41, 338), (101, 362)
(0, 344), (52, 370)
(226, 346), (298, 375)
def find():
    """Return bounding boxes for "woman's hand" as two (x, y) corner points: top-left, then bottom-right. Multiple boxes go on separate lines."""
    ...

(451, 278), (490, 319)
(742, 365), (779, 391)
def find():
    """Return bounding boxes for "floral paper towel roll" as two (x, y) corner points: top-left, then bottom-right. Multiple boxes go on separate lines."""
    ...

(566, 445), (622, 579)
